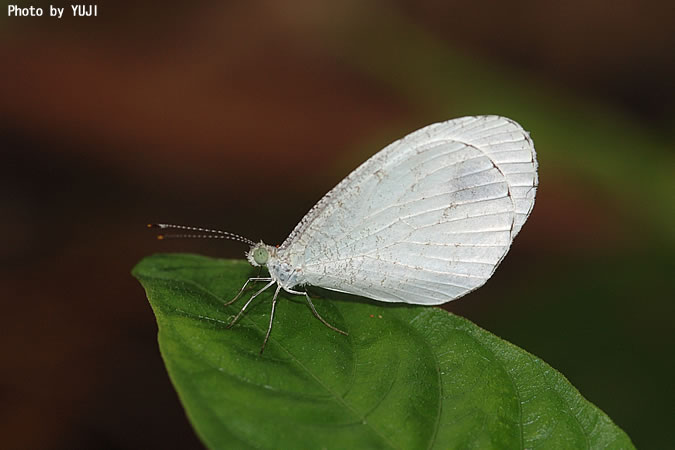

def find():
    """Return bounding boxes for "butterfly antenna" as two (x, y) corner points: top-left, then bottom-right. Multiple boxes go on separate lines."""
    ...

(147, 223), (256, 246)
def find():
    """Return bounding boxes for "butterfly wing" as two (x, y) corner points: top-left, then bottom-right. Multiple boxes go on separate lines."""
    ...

(280, 116), (538, 305)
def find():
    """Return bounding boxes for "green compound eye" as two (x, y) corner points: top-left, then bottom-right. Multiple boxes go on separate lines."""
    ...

(253, 247), (269, 265)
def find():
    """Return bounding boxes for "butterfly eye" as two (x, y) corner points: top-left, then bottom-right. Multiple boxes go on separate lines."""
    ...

(253, 247), (269, 265)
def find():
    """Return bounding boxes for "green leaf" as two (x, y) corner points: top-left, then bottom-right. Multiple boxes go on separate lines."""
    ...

(133, 254), (633, 450)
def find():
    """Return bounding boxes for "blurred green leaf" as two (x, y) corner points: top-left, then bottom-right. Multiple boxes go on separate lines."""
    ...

(133, 253), (633, 449)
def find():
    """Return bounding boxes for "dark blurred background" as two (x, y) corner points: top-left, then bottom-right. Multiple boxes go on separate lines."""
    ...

(2, 1), (674, 449)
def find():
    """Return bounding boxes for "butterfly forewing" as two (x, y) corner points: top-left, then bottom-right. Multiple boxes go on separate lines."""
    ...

(279, 116), (538, 305)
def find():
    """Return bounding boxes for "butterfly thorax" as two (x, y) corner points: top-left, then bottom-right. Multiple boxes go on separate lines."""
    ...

(247, 242), (300, 289)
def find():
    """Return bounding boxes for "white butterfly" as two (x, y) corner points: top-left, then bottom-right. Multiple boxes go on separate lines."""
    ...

(153, 115), (538, 352)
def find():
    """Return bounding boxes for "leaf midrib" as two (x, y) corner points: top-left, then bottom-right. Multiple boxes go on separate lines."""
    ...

(141, 272), (401, 449)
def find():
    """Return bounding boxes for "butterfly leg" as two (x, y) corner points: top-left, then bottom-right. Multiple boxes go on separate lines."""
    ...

(227, 280), (276, 328)
(286, 288), (348, 336)
(260, 285), (283, 354)
(225, 277), (273, 306)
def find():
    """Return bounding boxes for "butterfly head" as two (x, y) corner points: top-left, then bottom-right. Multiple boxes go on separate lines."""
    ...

(247, 241), (276, 267)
